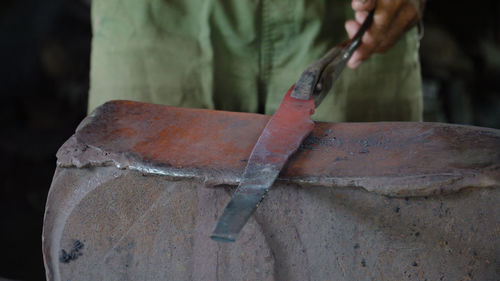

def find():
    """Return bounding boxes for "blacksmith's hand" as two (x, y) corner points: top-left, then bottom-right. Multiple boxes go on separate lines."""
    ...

(345, 0), (425, 68)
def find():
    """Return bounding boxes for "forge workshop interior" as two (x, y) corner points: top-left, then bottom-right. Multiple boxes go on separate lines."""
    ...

(0, 0), (499, 280)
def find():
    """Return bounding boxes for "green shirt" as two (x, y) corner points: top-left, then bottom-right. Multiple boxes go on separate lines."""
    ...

(89, 0), (422, 122)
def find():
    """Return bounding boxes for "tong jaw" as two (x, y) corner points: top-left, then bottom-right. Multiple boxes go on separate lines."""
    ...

(290, 10), (374, 108)
(290, 46), (345, 108)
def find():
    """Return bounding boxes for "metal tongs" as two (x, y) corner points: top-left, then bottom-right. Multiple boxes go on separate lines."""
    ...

(291, 10), (374, 106)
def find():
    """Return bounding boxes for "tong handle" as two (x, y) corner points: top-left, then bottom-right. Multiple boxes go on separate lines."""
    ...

(343, 10), (374, 62)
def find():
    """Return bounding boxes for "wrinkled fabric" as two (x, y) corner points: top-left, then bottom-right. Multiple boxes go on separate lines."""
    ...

(89, 0), (422, 122)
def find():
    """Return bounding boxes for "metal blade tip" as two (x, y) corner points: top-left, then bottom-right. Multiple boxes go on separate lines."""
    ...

(210, 233), (237, 243)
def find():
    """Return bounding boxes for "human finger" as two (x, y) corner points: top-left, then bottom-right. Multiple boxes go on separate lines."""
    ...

(351, 0), (376, 12)
(347, 0), (402, 67)
(355, 11), (369, 24)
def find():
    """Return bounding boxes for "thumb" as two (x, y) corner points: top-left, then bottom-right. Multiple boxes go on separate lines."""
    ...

(352, 0), (376, 11)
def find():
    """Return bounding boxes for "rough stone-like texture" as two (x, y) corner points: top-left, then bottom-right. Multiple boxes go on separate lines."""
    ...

(43, 101), (500, 280)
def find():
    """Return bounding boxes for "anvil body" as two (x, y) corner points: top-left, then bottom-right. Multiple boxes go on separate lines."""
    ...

(43, 101), (500, 281)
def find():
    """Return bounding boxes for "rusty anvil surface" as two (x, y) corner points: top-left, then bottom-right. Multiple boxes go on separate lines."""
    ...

(44, 100), (500, 281)
(62, 100), (500, 196)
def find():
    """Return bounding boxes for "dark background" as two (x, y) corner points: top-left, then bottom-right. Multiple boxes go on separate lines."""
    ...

(0, 0), (499, 280)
